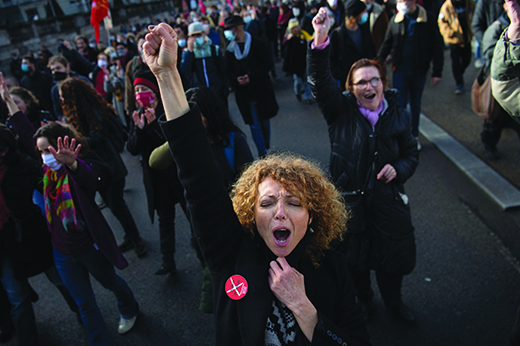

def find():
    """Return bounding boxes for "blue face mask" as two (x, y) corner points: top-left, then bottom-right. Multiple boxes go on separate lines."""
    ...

(359, 12), (369, 25)
(224, 30), (235, 41)
(194, 36), (205, 47)
(178, 39), (187, 48)
(243, 16), (252, 24)
(21, 63), (30, 72)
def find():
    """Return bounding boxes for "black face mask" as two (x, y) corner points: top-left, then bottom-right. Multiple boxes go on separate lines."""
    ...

(53, 71), (68, 81)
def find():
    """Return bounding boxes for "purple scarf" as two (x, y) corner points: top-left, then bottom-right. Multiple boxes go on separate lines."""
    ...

(357, 98), (385, 127)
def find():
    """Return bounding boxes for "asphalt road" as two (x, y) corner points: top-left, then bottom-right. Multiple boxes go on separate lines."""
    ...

(9, 51), (520, 346)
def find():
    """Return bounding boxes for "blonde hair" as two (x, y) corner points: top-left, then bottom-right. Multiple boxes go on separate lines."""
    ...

(231, 152), (348, 267)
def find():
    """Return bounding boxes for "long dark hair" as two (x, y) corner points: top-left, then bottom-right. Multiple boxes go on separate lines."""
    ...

(60, 77), (116, 137)
(9, 87), (40, 117)
(0, 124), (20, 166)
(34, 122), (90, 154)
(185, 87), (242, 145)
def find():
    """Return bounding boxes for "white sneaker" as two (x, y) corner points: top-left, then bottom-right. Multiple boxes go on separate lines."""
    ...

(474, 58), (484, 69)
(118, 314), (138, 334)
(415, 137), (422, 151)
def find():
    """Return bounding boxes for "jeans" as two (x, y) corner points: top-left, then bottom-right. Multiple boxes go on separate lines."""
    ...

(449, 44), (472, 86)
(0, 253), (39, 346)
(249, 104), (271, 157)
(99, 178), (141, 242)
(54, 248), (139, 346)
(293, 73), (311, 100)
(392, 70), (427, 137)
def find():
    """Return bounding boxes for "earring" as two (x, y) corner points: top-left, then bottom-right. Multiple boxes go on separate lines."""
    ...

(309, 227), (315, 233)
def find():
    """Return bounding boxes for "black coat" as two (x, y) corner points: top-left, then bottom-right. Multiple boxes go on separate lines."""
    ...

(159, 106), (371, 346)
(225, 36), (279, 125)
(330, 24), (377, 88)
(308, 44), (419, 275)
(126, 104), (184, 223)
(377, 5), (444, 78)
(1, 153), (53, 279)
(282, 34), (308, 77)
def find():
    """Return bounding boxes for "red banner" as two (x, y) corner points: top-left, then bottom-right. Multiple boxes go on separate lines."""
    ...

(90, 0), (109, 42)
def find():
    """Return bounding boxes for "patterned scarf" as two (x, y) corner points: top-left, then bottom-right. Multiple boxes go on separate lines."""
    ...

(43, 165), (81, 232)
(265, 299), (298, 345)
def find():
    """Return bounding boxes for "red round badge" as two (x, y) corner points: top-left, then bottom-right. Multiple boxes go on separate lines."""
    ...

(225, 275), (248, 300)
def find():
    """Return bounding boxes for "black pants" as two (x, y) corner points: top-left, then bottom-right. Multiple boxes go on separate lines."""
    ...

(481, 109), (520, 149)
(349, 267), (404, 308)
(449, 44), (472, 86)
(153, 170), (188, 261)
(99, 178), (141, 242)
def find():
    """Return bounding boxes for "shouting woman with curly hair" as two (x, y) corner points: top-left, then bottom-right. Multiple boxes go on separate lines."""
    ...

(142, 23), (371, 346)
(59, 77), (147, 257)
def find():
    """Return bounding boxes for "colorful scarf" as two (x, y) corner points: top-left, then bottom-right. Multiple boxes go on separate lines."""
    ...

(0, 164), (11, 229)
(43, 166), (81, 232)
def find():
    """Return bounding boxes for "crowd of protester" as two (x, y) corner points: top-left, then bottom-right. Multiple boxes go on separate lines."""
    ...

(0, 0), (520, 344)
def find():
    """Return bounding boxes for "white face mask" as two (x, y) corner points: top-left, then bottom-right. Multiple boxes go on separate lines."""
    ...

(292, 7), (301, 17)
(396, 2), (410, 14)
(366, 3), (373, 11)
(42, 153), (62, 171)
(97, 59), (108, 69)
(327, 0), (337, 7)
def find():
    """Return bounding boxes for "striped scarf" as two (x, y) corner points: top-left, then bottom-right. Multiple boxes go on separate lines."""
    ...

(43, 166), (81, 232)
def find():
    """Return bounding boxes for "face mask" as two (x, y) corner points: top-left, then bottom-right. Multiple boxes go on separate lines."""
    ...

(224, 30), (235, 41)
(194, 36), (205, 47)
(366, 3), (373, 11)
(292, 7), (301, 17)
(136, 91), (156, 108)
(117, 49), (126, 57)
(359, 12), (369, 24)
(396, 2), (410, 14)
(21, 63), (30, 72)
(97, 59), (108, 69)
(89, 43), (96, 48)
(42, 153), (62, 171)
(243, 15), (252, 24)
(327, 0), (337, 7)
(178, 39), (187, 48)
(53, 71), (68, 81)
(203, 24), (210, 32)
(110, 52), (118, 59)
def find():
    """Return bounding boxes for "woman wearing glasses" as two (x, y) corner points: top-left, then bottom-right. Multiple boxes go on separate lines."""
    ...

(308, 8), (419, 324)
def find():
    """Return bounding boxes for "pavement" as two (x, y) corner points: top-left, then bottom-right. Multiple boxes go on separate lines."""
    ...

(3, 49), (520, 346)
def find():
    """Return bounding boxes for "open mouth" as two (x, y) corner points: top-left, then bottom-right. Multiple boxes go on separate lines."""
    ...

(365, 92), (376, 101)
(273, 228), (291, 246)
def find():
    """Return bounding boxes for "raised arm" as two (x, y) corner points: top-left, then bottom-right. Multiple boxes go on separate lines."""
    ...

(143, 23), (245, 271)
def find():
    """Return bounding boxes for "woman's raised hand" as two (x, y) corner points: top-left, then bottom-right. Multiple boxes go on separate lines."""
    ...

(143, 23), (179, 76)
(312, 7), (330, 46)
(0, 72), (11, 103)
(48, 136), (81, 171)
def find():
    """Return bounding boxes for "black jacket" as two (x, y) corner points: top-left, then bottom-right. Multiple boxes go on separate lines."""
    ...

(159, 106), (371, 346)
(1, 153), (54, 279)
(282, 34), (308, 76)
(225, 36), (279, 124)
(471, 0), (504, 43)
(377, 5), (444, 78)
(308, 44), (419, 274)
(330, 24), (377, 88)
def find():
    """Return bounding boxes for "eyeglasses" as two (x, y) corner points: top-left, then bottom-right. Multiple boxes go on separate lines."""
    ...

(352, 77), (381, 89)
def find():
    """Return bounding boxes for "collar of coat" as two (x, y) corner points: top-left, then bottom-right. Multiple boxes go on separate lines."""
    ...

(394, 4), (427, 24)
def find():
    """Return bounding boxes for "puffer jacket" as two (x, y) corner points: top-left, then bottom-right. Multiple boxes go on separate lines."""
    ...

(308, 43), (419, 274)
(438, 0), (475, 46)
(378, 4), (444, 78)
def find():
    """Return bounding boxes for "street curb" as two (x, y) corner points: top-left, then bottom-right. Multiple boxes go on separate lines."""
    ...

(420, 113), (520, 211)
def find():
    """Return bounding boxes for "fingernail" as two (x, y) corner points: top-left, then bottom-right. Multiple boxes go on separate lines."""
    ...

(148, 25), (156, 30)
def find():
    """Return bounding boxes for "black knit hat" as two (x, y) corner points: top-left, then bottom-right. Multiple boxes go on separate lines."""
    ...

(345, 0), (367, 17)
(224, 15), (245, 29)
(133, 70), (158, 93)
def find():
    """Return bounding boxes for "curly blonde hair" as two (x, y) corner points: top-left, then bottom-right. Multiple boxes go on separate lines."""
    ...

(231, 152), (347, 267)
